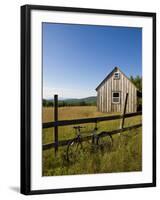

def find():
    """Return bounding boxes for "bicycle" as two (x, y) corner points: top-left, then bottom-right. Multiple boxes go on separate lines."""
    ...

(66, 122), (113, 163)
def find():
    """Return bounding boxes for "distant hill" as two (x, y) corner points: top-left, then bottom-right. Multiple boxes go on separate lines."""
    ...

(43, 96), (97, 107)
(63, 96), (96, 104)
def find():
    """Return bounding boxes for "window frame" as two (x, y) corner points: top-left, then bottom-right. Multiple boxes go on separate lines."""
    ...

(112, 91), (121, 104)
(114, 72), (120, 79)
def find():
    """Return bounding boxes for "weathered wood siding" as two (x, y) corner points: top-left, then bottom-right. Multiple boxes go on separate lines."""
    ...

(97, 68), (137, 113)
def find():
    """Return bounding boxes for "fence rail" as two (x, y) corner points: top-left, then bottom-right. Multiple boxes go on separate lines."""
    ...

(43, 111), (142, 128)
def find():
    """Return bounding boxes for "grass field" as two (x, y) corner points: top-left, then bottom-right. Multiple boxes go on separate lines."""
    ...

(42, 106), (142, 176)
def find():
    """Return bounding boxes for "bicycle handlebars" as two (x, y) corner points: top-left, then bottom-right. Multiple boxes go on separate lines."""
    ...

(73, 126), (85, 130)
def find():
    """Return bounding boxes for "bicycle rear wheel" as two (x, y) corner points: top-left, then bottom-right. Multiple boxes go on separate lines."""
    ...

(66, 138), (83, 163)
(98, 132), (113, 152)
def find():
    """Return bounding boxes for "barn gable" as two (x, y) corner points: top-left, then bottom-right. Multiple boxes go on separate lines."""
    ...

(96, 67), (138, 113)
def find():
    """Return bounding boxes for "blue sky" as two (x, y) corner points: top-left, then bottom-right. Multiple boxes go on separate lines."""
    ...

(43, 23), (142, 99)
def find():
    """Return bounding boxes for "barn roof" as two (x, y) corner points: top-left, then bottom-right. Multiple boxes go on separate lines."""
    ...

(95, 66), (139, 91)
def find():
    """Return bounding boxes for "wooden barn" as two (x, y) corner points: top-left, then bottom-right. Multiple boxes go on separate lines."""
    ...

(96, 67), (139, 113)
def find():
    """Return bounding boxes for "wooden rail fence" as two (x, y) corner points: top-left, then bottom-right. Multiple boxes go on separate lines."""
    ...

(42, 94), (142, 152)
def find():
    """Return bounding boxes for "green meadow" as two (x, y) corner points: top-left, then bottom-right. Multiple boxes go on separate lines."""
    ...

(42, 106), (142, 176)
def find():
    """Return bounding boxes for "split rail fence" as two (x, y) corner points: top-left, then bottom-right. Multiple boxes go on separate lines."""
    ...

(43, 94), (142, 155)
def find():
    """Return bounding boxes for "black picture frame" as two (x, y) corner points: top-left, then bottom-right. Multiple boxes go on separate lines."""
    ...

(21, 4), (156, 195)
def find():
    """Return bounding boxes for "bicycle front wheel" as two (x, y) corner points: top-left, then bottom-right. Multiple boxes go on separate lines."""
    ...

(98, 132), (113, 152)
(66, 138), (83, 163)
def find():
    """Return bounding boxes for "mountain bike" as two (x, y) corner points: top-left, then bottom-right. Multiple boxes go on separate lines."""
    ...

(66, 123), (113, 162)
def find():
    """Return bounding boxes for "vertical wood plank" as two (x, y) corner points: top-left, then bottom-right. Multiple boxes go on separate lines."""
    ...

(99, 89), (100, 111)
(105, 82), (107, 112)
(111, 76), (113, 112)
(106, 81), (108, 112)
(97, 90), (99, 111)
(121, 75), (124, 113)
(135, 88), (137, 112)
(126, 79), (129, 113)
(102, 86), (103, 112)
(103, 85), (104, 112)
(129, 82), (131, 112)
(109, 77), (111, 112)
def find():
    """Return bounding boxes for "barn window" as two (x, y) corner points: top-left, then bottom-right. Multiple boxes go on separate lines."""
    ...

(112, 92), (120, 103)
(114, 72), (120, 79)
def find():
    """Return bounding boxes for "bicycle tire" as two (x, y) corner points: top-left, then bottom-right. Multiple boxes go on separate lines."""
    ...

(97, 132), (113, 152)
(66, 138), (83, 162)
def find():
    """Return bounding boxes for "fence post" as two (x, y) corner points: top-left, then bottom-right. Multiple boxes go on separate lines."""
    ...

(54, 94), (58, 155)
(119, 93), (128, 135)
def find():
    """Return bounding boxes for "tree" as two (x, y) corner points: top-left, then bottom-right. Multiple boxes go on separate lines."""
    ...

(130, 75), (142, 92)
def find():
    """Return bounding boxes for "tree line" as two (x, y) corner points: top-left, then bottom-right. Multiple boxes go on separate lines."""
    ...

(43, 99), (96, 107)
(130, 75), (142, 92)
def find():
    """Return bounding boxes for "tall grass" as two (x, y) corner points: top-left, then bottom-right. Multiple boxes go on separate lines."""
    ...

(42, 106), (142, 176)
